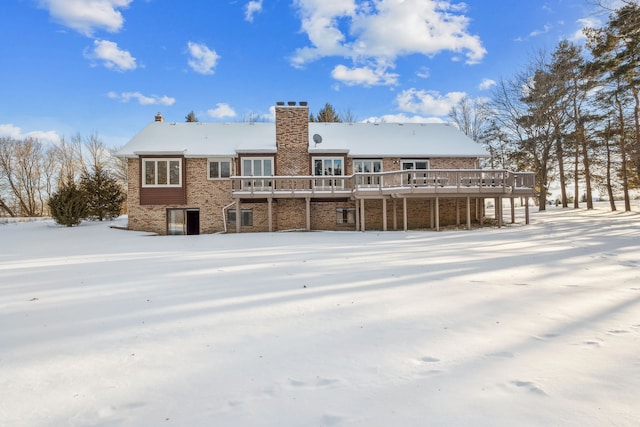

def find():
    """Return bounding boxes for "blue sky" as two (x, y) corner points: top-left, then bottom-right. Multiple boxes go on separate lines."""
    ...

(0, 0), (617, 147)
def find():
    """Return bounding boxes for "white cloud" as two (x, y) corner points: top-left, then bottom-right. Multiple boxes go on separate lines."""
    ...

(37, 0), (132, 36)
(361, 114), (445, 124)
(187, 42), (220, 75)
(86, 39), (136, 72)
(207, 103), (237, 119)
(0, 123), (60, 144)
(416, 67), (430, 79)
(571, 17), (602, 41)
(245, 0), (263, 22)
(478, 78), (496, 91)
(396, 88), (467, 117)
(108, 91), (175, 106)
(530, 23), (552, 37)
(290, 0), (486, 84)
(331, 64), (398, 86)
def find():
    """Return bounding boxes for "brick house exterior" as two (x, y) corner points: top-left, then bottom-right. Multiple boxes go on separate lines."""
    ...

(117, 102), (534, 235)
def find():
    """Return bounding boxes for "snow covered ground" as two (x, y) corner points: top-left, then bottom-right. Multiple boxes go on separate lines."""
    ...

(1, 203), (639, 426)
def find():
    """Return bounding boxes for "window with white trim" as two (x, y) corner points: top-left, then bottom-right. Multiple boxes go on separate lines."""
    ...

(208, 158), (232, 179)
(354, 159), (382, 186)
(241, 157), (274, 190)
(402, 160), (430, 185)
(143, 158), (182, 187)
(313, 157), (343, 189)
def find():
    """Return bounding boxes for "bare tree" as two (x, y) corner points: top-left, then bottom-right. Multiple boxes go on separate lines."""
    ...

(448, 96), (491, 142)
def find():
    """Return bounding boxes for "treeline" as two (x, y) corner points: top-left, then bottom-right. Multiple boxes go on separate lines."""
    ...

(0, 133), (126, 219)
(451, 2), (640, 211)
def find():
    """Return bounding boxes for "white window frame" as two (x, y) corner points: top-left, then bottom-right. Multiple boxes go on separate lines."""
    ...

(402, 159), (431, 186)
(312, 157), (344, 189)
(401, 159), (430, 170)
(142, 158), (182, 187)
(208, 158), (232, 180)
(241, 157), (274, 190)
(354, 159), (383, 186)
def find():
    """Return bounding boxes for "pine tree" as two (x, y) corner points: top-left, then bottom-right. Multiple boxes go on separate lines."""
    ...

(311, 103), (341, 122)
(48, 178), (88, 227)
(79, 166), (125, 221)
(185, 111), (199, 122)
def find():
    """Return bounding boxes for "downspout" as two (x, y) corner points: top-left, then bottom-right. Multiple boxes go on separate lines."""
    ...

(222, 201), (236, 233)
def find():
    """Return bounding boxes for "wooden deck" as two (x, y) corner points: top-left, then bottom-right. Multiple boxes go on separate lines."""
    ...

(231, 169), (535, 199)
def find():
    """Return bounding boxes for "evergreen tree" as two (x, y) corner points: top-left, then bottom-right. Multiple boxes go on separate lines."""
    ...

(79, 166), (125, 221)
(185, 111), (199, 122)
(48, 178), (88, 227)
(311, 103), (341, 122)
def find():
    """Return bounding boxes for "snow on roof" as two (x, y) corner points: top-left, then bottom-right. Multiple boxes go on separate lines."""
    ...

(116, 121), (487, 158)
(308, 122), (487, 157)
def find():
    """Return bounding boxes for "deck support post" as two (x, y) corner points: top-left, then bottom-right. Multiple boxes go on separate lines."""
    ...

(510, 197), (515, 224)
(235, 199), (241, 233)
(435, 197), (440, 231)
(268, 197), (273, 232)
(456, 199), (460, 226)
(403, 197), (408, 231)
(466, 196), (471, 230)
(360, 198), (366, 231)
(497, 197), (503, 228)
(525, 197), (530, 224)
(305, 197), (311, 231)
(393, 199), (398, 231)
(382, 198), (387, 231)
(430, 200), (434, 229)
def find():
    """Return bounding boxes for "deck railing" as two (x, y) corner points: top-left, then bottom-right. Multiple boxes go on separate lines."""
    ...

(231, 170), (535, 197)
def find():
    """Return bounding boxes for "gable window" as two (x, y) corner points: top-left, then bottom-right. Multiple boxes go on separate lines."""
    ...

(336, 208), (356, 224)
(313, 157), (343, 189)
(228, 209), (253, 227)
(143, 158), (182, 187)
(354, 160), (382, 186)
(241, 157), (273, 190)
(208, 158), (232, 179)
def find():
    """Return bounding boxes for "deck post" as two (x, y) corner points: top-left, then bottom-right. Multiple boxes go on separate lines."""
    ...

(430, 200), (434, 229)
(466, 196), (471, 230)
(305, 197), (311, 231)
(360, 198), (366, 231)
(497, 197), (503, 228)
(403, 197), (408, 231)
(355, 199), (360, 231)
(267, 197), (273, 232)
(525, 197), (530, 224)
(393, 199), (397, 230)
(382, 198), (387, 231)
(435, 197), (440, 231)
(236, 199), (241, 233)
(456, 199), (460, 226)
(510, 197), (515, 224)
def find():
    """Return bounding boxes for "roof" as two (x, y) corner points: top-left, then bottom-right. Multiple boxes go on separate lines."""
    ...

(116, 121), (488, 158)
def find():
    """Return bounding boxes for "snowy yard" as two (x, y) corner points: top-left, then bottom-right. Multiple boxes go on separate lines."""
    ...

(1, 204), (640, 426)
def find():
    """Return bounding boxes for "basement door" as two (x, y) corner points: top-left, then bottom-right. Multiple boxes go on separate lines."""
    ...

(167, 208), (200, 235)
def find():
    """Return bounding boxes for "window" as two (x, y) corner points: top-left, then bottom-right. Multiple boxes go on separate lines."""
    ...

(143, 158), (182, 187)
(167, 209), (200, 235)
(402, 159), (430, 185)
(313, 157), (344, 189)
(228, 209), (253, 227)
(241, 157), (273, 190)
(354, 160), (382, 186)
(401, 160), (430, 170)
(336, 208), (356, 224)
(208, 158), (232, 179)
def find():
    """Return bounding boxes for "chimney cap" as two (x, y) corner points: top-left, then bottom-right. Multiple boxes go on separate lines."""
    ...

(276, 101), (285, 106)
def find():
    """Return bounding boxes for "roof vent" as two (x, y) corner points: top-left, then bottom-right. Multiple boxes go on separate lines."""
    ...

(154, 112), (164, 122)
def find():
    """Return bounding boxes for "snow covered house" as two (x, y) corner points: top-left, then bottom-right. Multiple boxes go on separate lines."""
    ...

(117, 102), (535, 235)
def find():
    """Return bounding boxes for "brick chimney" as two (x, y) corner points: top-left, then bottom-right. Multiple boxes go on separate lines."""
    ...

(154, 112), (164, 122)
(275, 102), (309, 176)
